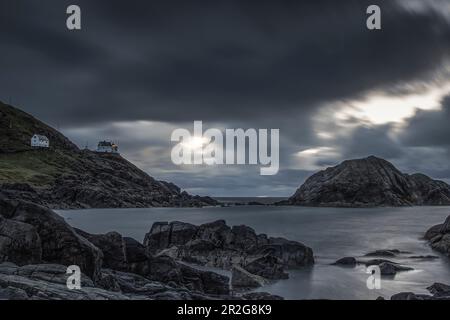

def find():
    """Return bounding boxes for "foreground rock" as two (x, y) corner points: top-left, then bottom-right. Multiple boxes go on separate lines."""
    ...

(0, 197), (102, 280)
(0, 261), (284, 300)
(231, 266), (268, 289)
(0, 263), (126, 300)
(0, 198), (238, 299)
(425, 216), (450, 257)
(362, 259), (413, 275)
(287, 156), (450, 207)
(75, 228), (230, 296)
(332, 257), (357, 267)
(144, 220), (314, 281)
(0, 262), (227, 300)
(390, 283), (450, 300)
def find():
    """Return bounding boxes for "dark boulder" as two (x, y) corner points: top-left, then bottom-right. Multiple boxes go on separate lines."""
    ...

(332, 257), (357, 267)
(146, 256), (230, 295)
(364, 250), (398, 257)
(391, 292), (426, 300)
(363, 259), (413, 275)
(75, 229), (127, 271)
(231, 266), (268, 289)
(71, 227), (231, 296)
(144, 220), (314, 276)
(425, 216), (450, 257)
(390, 283), (450, 300)
(379, 262), (413, 276)
(0, 197), (103, 281)
(145, 221), (197, 255)
(0, 216), (42, 265)
(244, 255), (288, 280)
(427, 283), (450, 296)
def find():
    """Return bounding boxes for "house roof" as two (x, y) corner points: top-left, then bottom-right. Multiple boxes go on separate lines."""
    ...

(32, 134), (49, 141)
(98, 141), (114, 147)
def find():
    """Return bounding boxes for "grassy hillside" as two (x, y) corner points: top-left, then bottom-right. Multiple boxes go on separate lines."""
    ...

(0, 101), (78, 153)
(0, 149), (82, 186)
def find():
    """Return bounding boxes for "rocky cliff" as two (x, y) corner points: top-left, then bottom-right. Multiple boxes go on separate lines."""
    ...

(0, 101), (217, 209)
(287, 156), (450, 207)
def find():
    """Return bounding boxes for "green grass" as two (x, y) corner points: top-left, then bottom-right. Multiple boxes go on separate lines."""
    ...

(0, 150), (79, 186)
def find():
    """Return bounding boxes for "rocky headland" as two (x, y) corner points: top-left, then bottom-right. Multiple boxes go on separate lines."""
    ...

(0, 101), (217, 209)
(286, 156), (450, 207)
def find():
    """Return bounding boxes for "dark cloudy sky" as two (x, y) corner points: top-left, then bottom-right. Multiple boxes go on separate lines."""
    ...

(1, 0), (450, 196)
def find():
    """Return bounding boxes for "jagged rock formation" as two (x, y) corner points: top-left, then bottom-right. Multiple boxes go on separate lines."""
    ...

(0, 197), (103, 280)
(0, 198), (291, 300)
(0, 101), (217, 209)
(425, 215), (450, 257)
(287, 156), (450, 207)
(143, 220), (314, 280)
(0, 262), (231, 300)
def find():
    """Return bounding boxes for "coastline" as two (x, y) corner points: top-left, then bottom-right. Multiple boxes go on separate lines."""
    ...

(56, 204), (450, 300)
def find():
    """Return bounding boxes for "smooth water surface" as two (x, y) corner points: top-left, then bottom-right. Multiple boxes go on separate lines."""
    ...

(57, 205), (450, 300)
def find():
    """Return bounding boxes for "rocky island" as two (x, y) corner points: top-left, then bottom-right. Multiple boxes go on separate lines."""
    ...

(286, 156), (450, 207)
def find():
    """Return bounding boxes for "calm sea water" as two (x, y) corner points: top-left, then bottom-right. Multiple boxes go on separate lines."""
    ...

(57, 205), (450, 300)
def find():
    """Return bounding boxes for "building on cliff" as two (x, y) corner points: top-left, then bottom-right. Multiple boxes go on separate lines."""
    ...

(30, 134), (49, 148)
(96, 140), (119, 153)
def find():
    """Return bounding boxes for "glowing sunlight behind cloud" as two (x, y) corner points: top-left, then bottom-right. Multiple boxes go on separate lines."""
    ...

(335, 84), (450, 125)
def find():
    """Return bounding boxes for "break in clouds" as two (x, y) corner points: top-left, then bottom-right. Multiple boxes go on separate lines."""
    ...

(1, 0), (450, 196)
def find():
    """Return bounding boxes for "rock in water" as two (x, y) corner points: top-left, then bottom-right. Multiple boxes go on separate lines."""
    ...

(364, 260), (413, 276)
(287, 156), (450, 207)
(389, 283), (450, 300)
(427, 283), (450, 295)
(378, 262), (397, 276)
(425, 216), (450, 257)
(332, 257), (357, 267)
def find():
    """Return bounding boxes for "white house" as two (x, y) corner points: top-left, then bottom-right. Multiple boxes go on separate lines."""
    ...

(31, 134), (49, 148)
(96, 141), (119, 153)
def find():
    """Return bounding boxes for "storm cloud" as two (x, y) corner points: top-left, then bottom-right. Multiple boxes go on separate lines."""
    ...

(1, 0), (450, 195)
